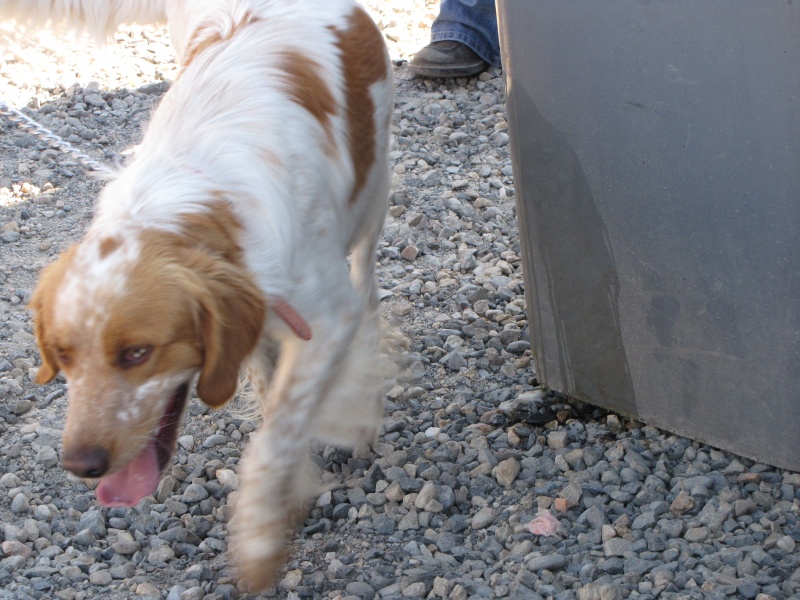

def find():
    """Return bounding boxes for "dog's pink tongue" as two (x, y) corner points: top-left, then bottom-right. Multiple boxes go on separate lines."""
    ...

(95, 441), (160, 507)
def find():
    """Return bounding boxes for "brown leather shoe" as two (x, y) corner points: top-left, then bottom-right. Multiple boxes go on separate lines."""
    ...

(408, 40), (488, 78)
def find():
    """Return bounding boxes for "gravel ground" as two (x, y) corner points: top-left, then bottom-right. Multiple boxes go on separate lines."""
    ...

(2, 3), (800, 600)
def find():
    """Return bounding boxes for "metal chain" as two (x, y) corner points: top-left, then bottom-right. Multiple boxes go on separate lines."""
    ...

(0, 99), (115, 177)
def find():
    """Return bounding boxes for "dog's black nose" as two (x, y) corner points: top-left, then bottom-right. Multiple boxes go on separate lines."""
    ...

(62, 446), (111, 478)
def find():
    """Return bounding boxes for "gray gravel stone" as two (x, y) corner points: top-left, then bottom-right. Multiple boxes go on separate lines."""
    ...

(182, 483), (210, 503)
(471, 506), (495, 529)
(10, 493), (29, 513)
(79, 510), (106, 536)
(578, 583), (624, 600)
(35, 446), (58, 468)
(492, 457), (520, 487)
(88, 570), (112, 585)
(527, 554), (567, 572)
(603, 538), (632, 557)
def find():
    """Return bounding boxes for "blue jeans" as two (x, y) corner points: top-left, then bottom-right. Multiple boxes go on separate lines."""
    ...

(431, 0), (501, 66)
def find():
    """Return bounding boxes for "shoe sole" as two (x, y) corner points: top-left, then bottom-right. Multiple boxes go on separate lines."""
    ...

(407, 60), (488, 78)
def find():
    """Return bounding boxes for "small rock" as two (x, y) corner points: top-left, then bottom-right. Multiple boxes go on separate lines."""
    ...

(182, 483), (209, 503)
(670, 490), (695, 514)
(112, 538), (140, 555)
(89, 570), (113, 585)
(345, 581), (375, 598)
(402, 582), (428, 597)
(1, 555), (26, 572)
(415, 482), (439, 509)
(578, 583), (624, 600)
(547, 430), (568, 448)
(734, 498), (758, 518)
(148, 544), (175, 565)
(79, 510), (106, 536)
(432, 577), (451, 597)
(601, 525), (616, 542)
(1, 473), (22, 488)
(136, 582), (161, 596)
(471, 506), (495, 529)
(777, 535), (796, 552)
(2, 524), (26, 542)
(1, 230), (21, 243)
(280, 569), (303, 591)
(631, 511), (657, 530)
(1, 540), (31, 558)
(36, 446), (58, 468)
(506, 340), (530, 354)
(216, 468), (239, 491)
(203, 434), (227, 448)
(553, 497), (571, 512)
(327, 558), (346, 578)
(603, 537), (631, 557)
(401, 245), (419, 261)
(73, 528), (97, 546)
(167, 585), (187, 600)
(398, 510), (419, 531)
(10, 493), (29, 514)
(737, 582), (761, 600)
(180, 587), (205, 600)
(83, 92), (107, 108)
(527, 554), (567, 572)
(157, 475), (179, 502)
(684, 526), (709, 543)
(110, 563), (136, 579)
(492, 457), (520, 487)
(440, 350), (467, 371)
(13, 396), (34, 415)
(177, 435), (195, 451)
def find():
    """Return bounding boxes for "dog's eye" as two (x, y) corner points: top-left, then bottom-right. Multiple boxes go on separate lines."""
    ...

(120, 345), (152, 368)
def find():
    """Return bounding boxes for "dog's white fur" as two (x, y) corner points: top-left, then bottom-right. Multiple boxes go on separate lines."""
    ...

(10, 0), (393, 588)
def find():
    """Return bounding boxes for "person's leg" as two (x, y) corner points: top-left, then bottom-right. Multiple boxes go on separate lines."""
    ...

(409, 0), (500, 78)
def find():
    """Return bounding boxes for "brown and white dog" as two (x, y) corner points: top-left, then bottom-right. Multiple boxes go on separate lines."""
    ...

(5, 0), (393, 589)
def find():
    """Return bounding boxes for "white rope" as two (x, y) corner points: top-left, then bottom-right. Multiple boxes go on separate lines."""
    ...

(0, 99), (115, 177)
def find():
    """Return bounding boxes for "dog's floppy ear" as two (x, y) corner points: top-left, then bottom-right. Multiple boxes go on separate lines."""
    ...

(28, 248), (77, 384)
(188, 254), (266, 407)
(31, 304), (59, 384)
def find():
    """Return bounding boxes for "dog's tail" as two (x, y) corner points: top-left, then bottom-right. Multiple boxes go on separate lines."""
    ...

(0, 0), (168, 41)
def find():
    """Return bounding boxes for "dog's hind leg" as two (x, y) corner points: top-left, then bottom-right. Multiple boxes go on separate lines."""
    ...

(349, 224), (382, 306)
(347, 161), (390, 306)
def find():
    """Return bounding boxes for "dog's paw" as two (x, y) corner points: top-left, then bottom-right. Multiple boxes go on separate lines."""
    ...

(234, 540), (287, 592)
(231, 425), (316, 591)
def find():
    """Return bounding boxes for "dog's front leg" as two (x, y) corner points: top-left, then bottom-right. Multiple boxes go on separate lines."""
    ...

(233, 305), (364, 591)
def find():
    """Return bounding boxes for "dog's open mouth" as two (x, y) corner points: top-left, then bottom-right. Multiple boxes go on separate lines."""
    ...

(95, 383), (189, 507)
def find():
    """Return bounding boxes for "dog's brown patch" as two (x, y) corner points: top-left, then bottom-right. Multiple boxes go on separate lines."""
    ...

(332, 7), (389, 204)
(280, 51), (337, 153)
(140, 202), (265, 408)
(98, 236), (121, 258)
(173, 196), (245, 263)
(182, 10), (262, 71)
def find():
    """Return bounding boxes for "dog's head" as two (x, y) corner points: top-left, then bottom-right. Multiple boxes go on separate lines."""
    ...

(29, 208), (265, 507)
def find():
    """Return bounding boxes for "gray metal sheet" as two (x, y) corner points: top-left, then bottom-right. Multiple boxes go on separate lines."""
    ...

(498, 0), (800, 469)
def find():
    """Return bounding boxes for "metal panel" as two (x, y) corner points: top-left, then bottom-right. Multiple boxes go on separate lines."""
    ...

(497, 0), (800, 469)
